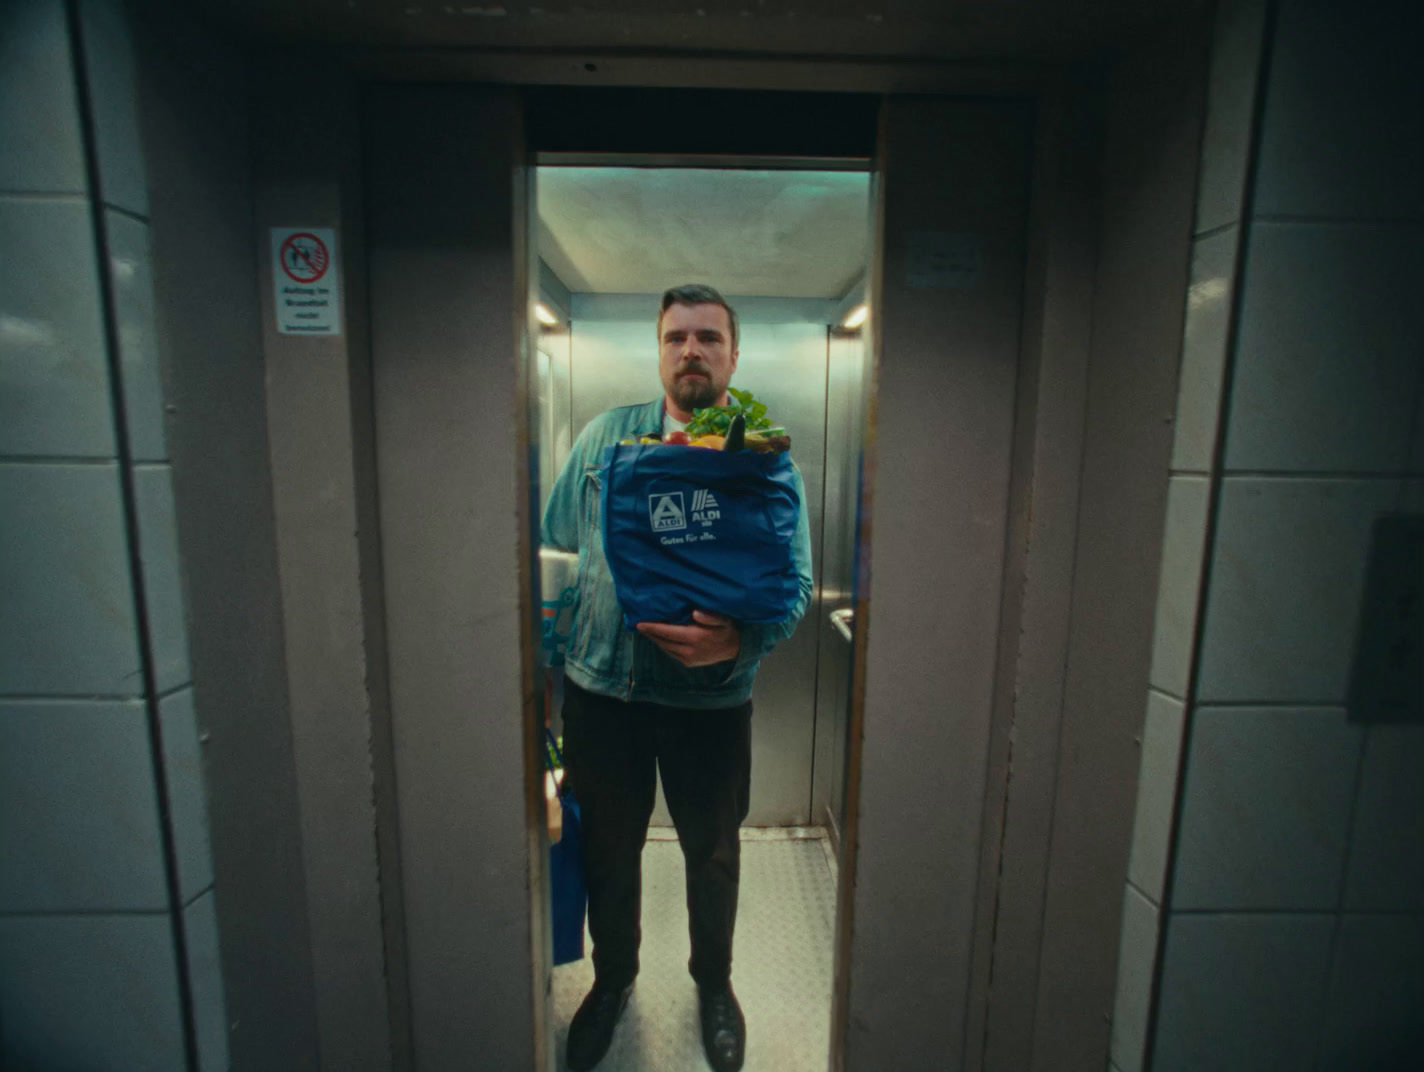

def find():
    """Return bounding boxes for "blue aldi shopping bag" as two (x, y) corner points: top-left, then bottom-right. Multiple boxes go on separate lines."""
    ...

(600, 444), (802, 628)
(545, 729), (586, 966)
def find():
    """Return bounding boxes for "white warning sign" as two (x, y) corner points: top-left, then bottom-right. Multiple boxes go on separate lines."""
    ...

(271, 228), (342, 335)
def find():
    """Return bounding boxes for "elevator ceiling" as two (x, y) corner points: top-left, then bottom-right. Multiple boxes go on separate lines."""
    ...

(537, 167), (869, 298)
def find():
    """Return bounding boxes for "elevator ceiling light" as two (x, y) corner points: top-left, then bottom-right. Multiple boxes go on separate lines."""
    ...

(534, 302), (559, 326)
(841, 303), (869, 330)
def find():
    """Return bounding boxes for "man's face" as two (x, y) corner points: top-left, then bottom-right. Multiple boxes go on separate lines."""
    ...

(658, 302), (738, 417)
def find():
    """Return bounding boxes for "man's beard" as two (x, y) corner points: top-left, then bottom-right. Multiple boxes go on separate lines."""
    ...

(669, 365), (723, 411)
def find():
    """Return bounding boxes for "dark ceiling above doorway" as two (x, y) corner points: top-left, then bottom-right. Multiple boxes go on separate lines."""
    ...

(180, 0), (1208, 64)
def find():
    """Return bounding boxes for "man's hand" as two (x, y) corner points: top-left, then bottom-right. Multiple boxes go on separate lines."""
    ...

(636, 610), (741, 668)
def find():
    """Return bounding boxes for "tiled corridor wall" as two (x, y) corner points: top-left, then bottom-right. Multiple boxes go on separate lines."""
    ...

(0, 1), (227, 1067)
(1111, 1), (1424, 1070)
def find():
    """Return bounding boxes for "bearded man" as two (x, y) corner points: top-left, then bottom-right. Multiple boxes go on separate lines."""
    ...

(541, 284), (814, 1072)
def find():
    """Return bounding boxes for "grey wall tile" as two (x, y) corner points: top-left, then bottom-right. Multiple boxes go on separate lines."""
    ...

(160, 687), (212, 903)
(0, 462), (142, 695)
(1172, 706), (1362, 911)
(1253, 0), (1424, 221)
(1171, 229), (1237, 473)
(1193, 0), (1267, 235)
(0, 699), (168, 911)
(1318, 914), (1424, 1072)
(1412, 389), (1424, 476)
(0, 0), (86, 194)
(106, 210), (167, 460)
(1127, 691), (1186, 902)
(1153, 912), (1333, 1072)
(0, 197), (116, 458)
(0, 912), (186, 1070)
(1403, 479), (1424, 513)
(1345, 726), (1424, 912)
(77, 0), (148, 217)
(184, 888), (231, 1072)
(134, 465), (191, 691)
(1225, 222), (1423, 474)
(1197, 477), (1400, 703)
(1148, 477), (1210, 697)
(1109, 884), (1159, 1072)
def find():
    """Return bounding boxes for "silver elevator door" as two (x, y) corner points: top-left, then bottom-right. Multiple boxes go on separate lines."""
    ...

(542, 303), (838, 826)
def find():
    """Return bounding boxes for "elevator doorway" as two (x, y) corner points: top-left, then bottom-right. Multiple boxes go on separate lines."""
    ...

(531, 160), (871, 1072)
(533, 162), (871, 832)
(364, 86), (1034, 1070)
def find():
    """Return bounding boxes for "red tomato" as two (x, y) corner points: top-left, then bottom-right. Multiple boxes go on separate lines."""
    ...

(664, 430), (692, 445)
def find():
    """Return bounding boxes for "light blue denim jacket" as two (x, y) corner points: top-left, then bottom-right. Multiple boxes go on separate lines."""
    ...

(541, 398), (814, 708)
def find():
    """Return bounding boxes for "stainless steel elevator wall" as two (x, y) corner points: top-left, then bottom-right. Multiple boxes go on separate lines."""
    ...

(536, 322), (573, 522)
(544, 294), (840, 825)
(811, 328), (866, 842)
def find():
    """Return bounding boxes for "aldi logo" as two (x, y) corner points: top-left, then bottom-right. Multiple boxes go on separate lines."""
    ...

(690, 489), (720, 525)
(649, 492), (686, 532)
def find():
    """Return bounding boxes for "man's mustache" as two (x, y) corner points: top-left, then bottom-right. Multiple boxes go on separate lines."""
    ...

(678, 363), (713, 379)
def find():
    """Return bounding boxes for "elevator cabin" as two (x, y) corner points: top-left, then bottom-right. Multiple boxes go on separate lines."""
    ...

(533, 162), (872, 832)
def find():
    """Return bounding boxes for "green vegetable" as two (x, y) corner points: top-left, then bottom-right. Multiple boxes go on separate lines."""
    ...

(686, 387), (781, 439)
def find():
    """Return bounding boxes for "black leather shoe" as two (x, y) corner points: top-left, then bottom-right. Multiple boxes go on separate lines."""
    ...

(697, 983), (745, 1072)
(566, 982), (633, 1072)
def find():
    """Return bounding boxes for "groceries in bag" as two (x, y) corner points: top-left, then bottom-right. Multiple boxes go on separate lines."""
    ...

(602, 389), (801, 628)
(619, 388), (793, 454)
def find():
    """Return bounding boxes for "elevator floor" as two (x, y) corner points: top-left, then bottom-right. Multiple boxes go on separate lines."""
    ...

(553, 828), (838, 1072)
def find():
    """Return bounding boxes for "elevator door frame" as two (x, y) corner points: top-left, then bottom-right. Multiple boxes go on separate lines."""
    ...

(357, 72), (1131, 1072)
(524, 94), (1040, 1072)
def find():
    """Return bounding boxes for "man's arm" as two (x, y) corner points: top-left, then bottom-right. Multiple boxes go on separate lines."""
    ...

(541, 426), (590, 552)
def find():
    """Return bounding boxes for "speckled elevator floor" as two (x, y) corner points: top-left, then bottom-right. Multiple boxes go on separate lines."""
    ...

(552, 829), (838, 1072)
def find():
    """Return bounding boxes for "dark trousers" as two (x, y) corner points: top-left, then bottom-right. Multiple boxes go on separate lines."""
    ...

(561, 678), (752, 991)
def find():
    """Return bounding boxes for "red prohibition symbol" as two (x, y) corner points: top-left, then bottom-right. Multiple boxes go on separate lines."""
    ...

(280, 232), (330, 284)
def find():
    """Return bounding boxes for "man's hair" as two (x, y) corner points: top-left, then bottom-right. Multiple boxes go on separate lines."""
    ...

(658, 284), (739, 351)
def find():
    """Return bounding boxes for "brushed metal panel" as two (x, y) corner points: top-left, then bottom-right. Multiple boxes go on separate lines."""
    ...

(1031, 45), (1207, 1072)
(569, 317), (664, 433)
(812, 329), (866, 839)
(536, 338), (577, 521)
(742, 321), (830, 827)
(976, 86), (1101, 1072)
(253, 58), (395, 1072)
(366, 85), (536, 1071)
(832, 329), (869, 831)
(845, 97), (1031, 1072)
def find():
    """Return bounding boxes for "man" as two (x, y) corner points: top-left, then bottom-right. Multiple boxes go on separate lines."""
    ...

(541, 284), (814, 1072)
